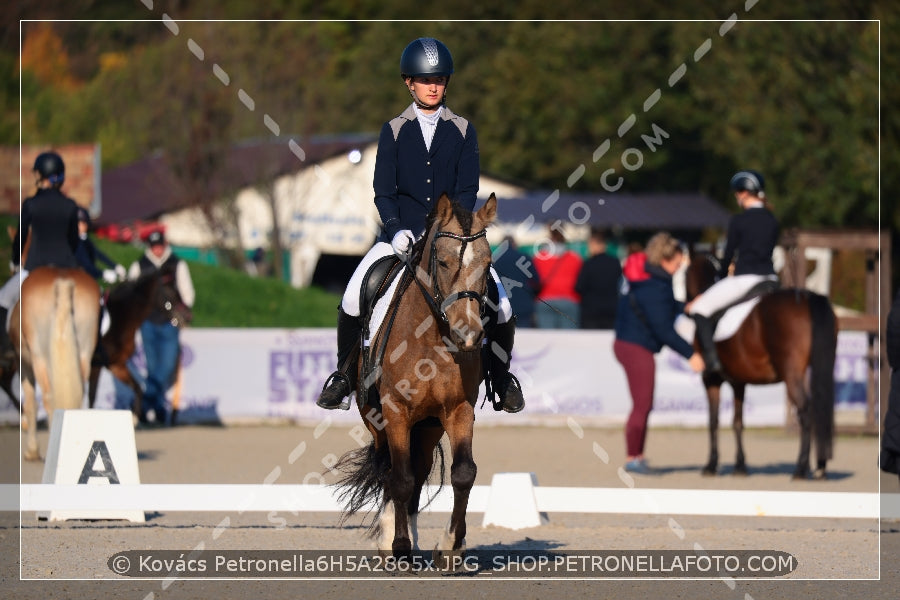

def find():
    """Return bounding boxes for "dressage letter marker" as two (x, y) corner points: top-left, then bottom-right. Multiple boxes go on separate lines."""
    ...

(38, 409), (144, 522)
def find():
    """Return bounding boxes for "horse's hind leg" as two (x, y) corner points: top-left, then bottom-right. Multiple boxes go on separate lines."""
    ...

(702, 380), (721, 476)
(434, 404), (476, 567)
(787, 376), (812, 480)
(21, 372), (39, 461)
(732, 382), (747, 476)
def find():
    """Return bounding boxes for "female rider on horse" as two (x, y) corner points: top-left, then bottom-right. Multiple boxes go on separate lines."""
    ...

(686, 170), (780, 375)
(317, 37), (524, 414)
(0, 151), (81, 365)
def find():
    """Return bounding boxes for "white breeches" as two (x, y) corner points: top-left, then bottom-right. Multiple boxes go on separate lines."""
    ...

(341, 242), (512, 324)
(0, 270), (25, 311)
(689, 273), (778, 317)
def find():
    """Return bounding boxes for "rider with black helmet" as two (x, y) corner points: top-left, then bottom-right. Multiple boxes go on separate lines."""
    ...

(686, 170), (780, 375)
(0, 151), (82, 362)
(316, 37), (525, 414)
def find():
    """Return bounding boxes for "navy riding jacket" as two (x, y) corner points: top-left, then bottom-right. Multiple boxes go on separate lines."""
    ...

(13, 187), (80, 271)
(614, 264), (694, 358)
(373, 104), (480, 242)
(76, 236), (117, 280)
(719, 206), (780, 278)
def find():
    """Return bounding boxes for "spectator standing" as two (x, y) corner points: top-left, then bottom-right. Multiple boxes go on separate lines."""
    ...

(575, 227), (622, 329)
(533, 227), (582, 329)
(492, 235), (541, 327)
(613, 232), (704, 474)
(127, 231), (195, 425)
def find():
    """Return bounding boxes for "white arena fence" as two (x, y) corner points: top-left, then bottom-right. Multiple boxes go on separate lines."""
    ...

(3, 481), (893, 528)
(0, 329), (871, 427)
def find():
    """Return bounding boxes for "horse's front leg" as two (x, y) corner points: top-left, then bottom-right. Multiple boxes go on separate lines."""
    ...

(407, 425), (444, 552)
(434, 402), (476, 568)
(384, 420), (414, 558)
(702, 379), (721, 476)
(732, 382), (747, 476)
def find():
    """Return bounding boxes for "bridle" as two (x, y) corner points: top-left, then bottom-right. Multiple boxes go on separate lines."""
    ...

(404, 228), (488, 326)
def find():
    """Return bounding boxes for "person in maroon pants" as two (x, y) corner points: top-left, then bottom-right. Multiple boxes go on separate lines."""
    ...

(613, 232), (704, 474)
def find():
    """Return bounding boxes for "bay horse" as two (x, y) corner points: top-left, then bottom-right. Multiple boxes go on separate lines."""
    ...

(12, 266), (100, 460)
(88, 272), (160, 419)
(335, 193), (496, 562)
(685, 252), (837, 480)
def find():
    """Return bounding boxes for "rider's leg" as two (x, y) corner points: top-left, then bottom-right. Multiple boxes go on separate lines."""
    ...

(486, 268), (524, 413)
(692, 314), (722, 375)
(0, 272), (22, 367)
(317, 243), (393, 410)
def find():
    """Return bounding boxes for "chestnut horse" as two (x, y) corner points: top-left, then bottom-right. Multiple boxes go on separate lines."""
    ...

(686, 252), (837, 480)
(12, 266), (100, 460)
(335, 193), (496, 562)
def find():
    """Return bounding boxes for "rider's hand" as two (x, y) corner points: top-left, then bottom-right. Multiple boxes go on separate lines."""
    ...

(114, 264), (127, 280)
(102, 269), (118, 284)
(688, 352), (705, 373)
(391, 230), (414, 257)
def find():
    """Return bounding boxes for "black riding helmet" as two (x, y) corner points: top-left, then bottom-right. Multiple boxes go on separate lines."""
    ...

(33, 151), (66, 186)
(729, 170), (765, 197)
(400, 37), (454, 78)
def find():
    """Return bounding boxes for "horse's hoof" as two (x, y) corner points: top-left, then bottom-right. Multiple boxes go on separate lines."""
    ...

(701, 466), (717, 477)
(433, 542), (467, 572)
(812, 468), (827, 480)
(733, 465), (749, 477)
(392, 539), (412, 560)
(23, 450), (42, 462)
(791, 470), (810, 481)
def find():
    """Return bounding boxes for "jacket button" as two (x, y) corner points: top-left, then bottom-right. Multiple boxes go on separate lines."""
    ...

(426, 197), (431, 201)
(426, 179), (431, 183)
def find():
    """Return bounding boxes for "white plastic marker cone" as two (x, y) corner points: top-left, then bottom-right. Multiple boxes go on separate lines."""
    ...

(481, 472), (548, 530)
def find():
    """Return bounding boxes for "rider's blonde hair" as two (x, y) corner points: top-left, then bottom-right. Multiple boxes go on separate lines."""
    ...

(645, 232), (682, 266)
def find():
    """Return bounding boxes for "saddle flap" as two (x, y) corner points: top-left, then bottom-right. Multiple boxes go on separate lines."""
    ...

(359, 255), (402, 324)
(713, 297), (761, 342)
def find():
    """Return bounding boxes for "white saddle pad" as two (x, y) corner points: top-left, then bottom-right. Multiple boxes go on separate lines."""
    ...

(674, 297), (761, 344)
(365, 274), (403, 346)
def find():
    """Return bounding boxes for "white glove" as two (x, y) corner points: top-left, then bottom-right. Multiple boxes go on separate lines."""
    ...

(391, 230), (414, 257)
(114, 264), (127, 280)
(102, 269), (118, 284)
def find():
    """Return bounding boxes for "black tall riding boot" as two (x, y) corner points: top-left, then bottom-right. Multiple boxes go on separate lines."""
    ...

(693, 314), (722, 376)
(316, 308), (362, 410)
(487, 317), (525, 413)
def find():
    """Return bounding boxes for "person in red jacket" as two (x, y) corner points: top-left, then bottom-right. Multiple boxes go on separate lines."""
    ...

(533, 226), (582, 328)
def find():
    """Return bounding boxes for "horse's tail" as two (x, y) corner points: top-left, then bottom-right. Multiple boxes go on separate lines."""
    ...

(808, 291), (837, 461)
(50, 277), (83, 409)
(333, 441), (392, 536)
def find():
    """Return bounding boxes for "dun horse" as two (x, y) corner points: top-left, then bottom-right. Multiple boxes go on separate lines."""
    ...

(685, 252), (837, 479)
(12, 267), (100, 460)
(335, 193), (496, 562)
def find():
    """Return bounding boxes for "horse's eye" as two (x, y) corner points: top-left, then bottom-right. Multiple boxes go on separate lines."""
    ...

(437, 260), (449, 269)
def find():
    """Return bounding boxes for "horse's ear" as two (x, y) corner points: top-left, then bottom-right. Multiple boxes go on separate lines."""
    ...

(436, 193), (454, 225)
(476, 193), (497, 226)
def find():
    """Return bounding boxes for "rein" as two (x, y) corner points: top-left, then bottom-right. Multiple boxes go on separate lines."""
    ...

(403, 228), (488, 326)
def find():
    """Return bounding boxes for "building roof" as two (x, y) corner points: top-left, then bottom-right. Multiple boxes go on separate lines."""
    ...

(96, 134), (376, 227)
(495, 190), (731, 231)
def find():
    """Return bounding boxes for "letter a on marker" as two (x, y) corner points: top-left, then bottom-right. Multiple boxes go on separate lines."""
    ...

(78, 440), (121, 484)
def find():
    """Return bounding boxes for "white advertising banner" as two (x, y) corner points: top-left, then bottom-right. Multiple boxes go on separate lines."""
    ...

(0, 329), (869, 427)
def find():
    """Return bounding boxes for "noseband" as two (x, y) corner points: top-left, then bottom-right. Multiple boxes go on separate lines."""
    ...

(405, 228), (488, 326)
